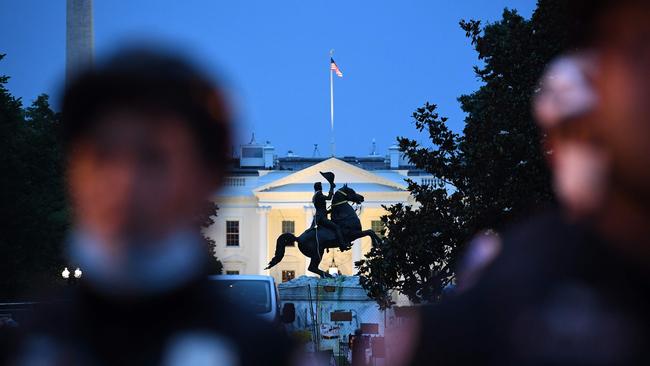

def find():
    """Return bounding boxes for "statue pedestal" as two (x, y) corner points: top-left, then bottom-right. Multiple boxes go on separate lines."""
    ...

(278, 275), (387, 358)
(278, 275), (368, 302)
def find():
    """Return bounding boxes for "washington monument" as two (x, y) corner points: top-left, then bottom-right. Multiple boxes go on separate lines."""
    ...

(66, 0), (93, 82)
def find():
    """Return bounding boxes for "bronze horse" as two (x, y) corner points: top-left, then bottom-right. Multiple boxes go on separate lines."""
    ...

(265, 185), (383, 277)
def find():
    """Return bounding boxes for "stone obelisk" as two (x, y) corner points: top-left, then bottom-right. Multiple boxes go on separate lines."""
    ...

(66, 0), (94, 82)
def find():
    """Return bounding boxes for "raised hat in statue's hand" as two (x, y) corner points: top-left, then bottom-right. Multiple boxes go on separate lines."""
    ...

(319, 171), (335, 185)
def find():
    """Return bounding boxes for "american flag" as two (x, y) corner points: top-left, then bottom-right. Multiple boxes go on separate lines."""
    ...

(330, 57), (343, 77)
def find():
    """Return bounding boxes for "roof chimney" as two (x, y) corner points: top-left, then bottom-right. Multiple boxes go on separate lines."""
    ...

(389, 145), (400, 169)
(263, 141), (275, 168)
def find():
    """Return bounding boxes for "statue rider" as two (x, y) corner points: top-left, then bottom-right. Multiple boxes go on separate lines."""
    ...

(312, 172), (347, 251)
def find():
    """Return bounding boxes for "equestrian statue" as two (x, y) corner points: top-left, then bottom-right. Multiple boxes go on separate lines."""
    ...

(265, 172), (383, 277)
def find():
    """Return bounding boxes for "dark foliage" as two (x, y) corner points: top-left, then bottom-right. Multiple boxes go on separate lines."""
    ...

(196, 201), (223, 275)
(358, 0), (572, 308)
(0, 54), (70, 299)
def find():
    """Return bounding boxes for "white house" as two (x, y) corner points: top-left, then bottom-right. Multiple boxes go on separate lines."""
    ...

(206, 140), (433, 285)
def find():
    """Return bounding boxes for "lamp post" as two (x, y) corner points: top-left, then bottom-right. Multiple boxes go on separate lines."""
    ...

(328, 257), (339, 277)
(61, 267), (82, 284)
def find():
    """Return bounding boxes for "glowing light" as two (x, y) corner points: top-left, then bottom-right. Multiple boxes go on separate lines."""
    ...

(328, 257), (338, 276)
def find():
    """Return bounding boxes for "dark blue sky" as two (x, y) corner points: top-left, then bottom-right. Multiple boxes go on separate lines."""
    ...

(1, 0), (535, 157)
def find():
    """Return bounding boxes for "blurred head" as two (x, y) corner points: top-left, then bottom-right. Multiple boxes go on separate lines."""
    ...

(535, 0), (650, 219)
(63, 49), (230, 243)
(61, 49), (231, 295)
(588, 1), (650, 206)
(314, 182), (322, 192)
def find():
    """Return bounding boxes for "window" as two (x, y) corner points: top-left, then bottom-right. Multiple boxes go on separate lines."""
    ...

(371, 220), (385, 238)
(241, 147), (263, 158)
(281, 220), (295, 246)
(282, 270), (296, 283)
(226, 220), (240, 246)
(281, 220), (295, 234)
(209, 279), (271, 314)
(225, 177), (245, 186)
(226, 270), (240, 275)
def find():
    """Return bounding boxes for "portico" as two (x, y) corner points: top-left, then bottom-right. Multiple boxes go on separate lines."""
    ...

(209, 157), (418, 284)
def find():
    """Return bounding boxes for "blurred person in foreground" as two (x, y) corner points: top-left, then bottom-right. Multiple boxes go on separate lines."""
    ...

(9, 49), (295, 366)
(405, 0), (650, 365)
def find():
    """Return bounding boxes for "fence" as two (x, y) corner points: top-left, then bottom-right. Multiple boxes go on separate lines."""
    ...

(279, 278), (393, 366)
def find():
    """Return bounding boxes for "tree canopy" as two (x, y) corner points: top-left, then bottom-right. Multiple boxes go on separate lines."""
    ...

(0, 54), (69, 299)
(197, 201), (224, 275)
(357, 0), (572, 308)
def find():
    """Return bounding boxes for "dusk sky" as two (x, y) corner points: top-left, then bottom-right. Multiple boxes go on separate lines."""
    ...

(0, 0), (536, 157)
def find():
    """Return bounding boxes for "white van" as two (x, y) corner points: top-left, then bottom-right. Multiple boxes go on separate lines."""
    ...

(208, 274), (293, 324)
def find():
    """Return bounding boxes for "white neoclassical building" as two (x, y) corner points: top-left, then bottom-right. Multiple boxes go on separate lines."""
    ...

(206, 139), (433, 285)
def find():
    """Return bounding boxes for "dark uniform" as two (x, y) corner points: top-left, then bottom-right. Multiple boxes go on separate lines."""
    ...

(312, 183), (346, 249)
(10, 277), (295, 366)
(410, 210), (650, 366)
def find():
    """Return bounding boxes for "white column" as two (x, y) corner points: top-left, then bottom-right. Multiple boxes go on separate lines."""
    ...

(352, 239), (362, 268)
(352, 205), (365, 274)
(303, 205), (315, 276)
(256, 206), (271, 274)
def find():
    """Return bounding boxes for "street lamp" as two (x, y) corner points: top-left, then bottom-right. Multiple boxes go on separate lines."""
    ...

(328, 257), (339, 276)
(61, 267), (82, 284)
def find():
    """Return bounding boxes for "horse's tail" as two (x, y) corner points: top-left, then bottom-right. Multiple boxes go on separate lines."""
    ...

(265, 233), (297, 270)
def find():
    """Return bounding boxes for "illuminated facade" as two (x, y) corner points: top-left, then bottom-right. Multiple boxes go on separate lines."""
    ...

(207, 140), (433, 284)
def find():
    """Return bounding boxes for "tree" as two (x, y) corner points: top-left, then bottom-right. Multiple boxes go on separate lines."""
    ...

(196, 201), (223, 275)
(358, 104), (465, 308)
(0, 54), (70, 300)
(358, 0), (572, 307)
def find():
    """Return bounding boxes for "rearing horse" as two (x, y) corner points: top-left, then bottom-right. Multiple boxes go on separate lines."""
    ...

(265, 185), (383, 277)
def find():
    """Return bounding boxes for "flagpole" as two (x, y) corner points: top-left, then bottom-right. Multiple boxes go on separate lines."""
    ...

(329, 49), (335, 157)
